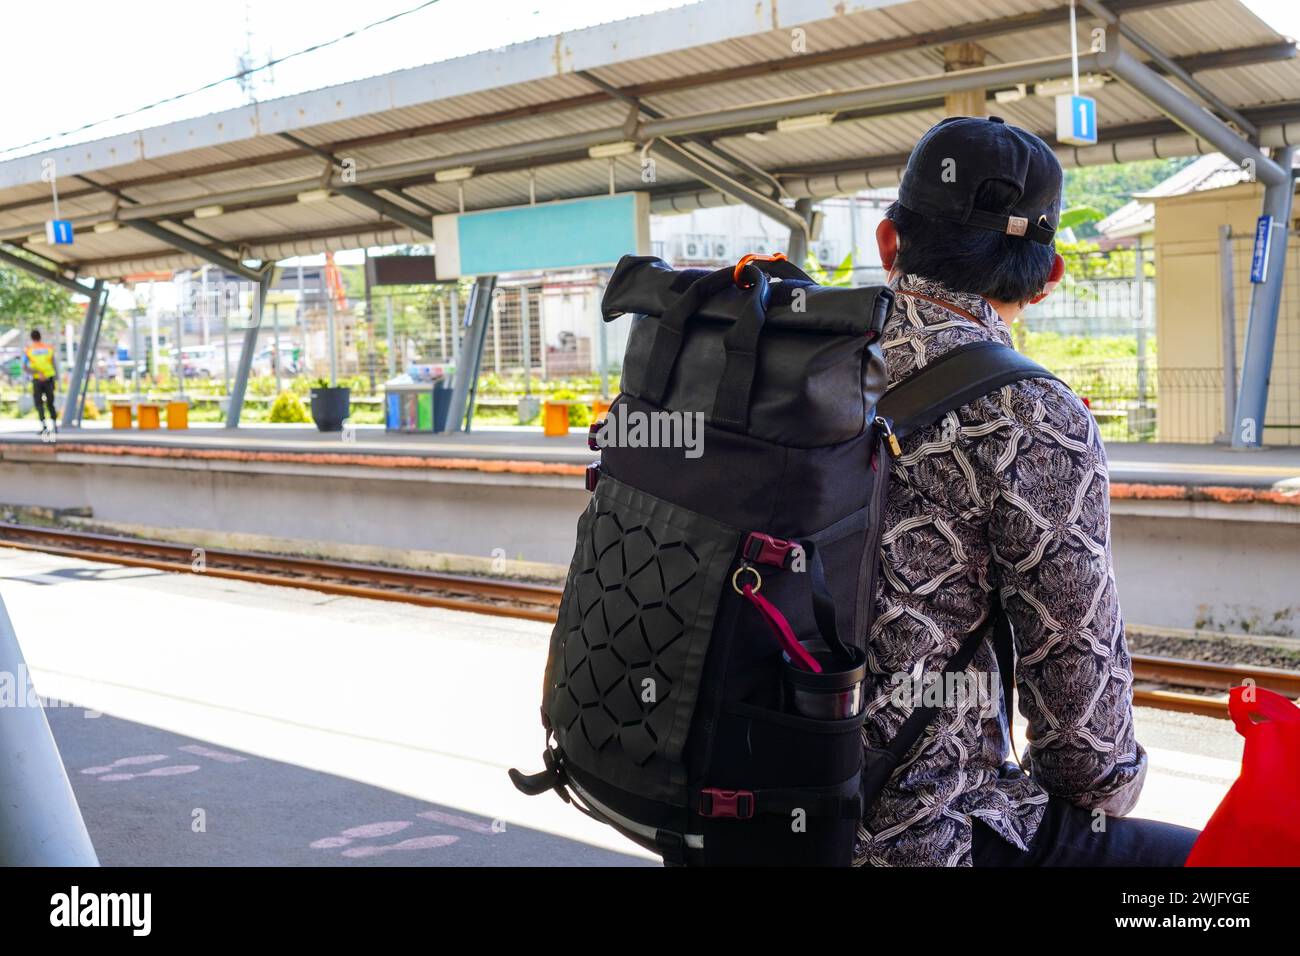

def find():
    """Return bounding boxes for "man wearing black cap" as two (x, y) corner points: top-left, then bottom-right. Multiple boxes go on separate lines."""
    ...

(855, 116), (1199, 867)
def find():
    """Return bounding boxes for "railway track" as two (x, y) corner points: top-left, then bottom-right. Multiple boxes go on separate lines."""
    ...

(0, 521), (562, 622)
(2, 521), (1294, 719)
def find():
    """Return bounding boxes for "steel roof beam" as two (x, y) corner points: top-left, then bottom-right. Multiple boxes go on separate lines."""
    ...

(276, 133), (434, 237)
(0, 243), (91, 295)
(1081, 0), (1258, 140)
(649, 138), (808, 234)
(125, 219), (262, 282)
(1108, 45), (1287, 185)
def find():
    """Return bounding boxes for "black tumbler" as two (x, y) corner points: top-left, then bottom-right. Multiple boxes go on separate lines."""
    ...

(782, 640), (867, 720)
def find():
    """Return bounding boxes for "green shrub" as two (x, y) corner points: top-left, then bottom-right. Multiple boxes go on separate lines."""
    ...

(550, 388), (592, 427)
(269, 391), (310, 423)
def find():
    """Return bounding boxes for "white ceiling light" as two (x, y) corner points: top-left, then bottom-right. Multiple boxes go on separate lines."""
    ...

(1034, 74), (1107, 97)
(26, 232), (46, 245)
(775, 112), (836, 133)
(296, 188), (332, 203)
(994, 84), (1028, 105)
(588, 141), (638, 159)
(745, 131), (770, 142)
(193, 205), (224, 219)
(434, 166), (475, 183)
(93, 220), (121, 233)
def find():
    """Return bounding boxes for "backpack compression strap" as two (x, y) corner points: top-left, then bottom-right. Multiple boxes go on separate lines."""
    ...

(863, 339), (1061, 811)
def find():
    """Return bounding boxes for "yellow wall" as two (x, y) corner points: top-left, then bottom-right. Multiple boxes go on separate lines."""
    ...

(1152, 181), (1300, 445)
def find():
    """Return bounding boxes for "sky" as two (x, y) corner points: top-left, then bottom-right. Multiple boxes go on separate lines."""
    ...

(0, 0), (691, 159)
(3, 0), (1296, 159)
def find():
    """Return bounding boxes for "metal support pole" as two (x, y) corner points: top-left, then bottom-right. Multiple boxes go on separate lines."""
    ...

(441, 275), (496, 433)
(272, 302), (282, 395)
(326, 291), (338, 388)
(0, 594), (99, 865)
(449, 288), (461, 372)
(1219, 225), (1238, 441)
(225, 266), (273, 428)
(61, 279), (106, 429)
(175, 294), (185, 399)
(1134, 244), (1148, 409)
(596, 279), (610, 399)
(492, 294), (502, 374)
(1233, 147), (1297, 448)
(520, 285), (532, 395)
(788, 197), (814, 268)
(386, 295), (396, 377)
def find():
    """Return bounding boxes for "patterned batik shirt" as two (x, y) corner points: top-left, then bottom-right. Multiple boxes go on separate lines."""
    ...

(852, 273), (1148, 867)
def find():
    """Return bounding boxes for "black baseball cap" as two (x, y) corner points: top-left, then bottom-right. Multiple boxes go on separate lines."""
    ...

(896, 115), (1061, 245)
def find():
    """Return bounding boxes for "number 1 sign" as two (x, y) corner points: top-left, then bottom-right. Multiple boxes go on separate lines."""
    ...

(1055, 93), (1098, 146)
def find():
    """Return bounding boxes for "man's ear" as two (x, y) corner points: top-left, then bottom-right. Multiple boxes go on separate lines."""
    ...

(1028, 253), (1065, 305)
(876, 218), (899, 273)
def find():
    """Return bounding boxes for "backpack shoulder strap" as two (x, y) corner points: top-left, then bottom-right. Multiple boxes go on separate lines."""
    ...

(875, 339), (1059, 441)
(861, 339), (1059, 816)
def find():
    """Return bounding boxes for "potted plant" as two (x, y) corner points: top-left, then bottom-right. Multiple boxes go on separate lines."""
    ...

(309, 378), (351, 432)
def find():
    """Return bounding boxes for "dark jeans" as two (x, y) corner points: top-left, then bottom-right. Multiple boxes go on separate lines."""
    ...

(972, 795), (1200, 867)
(32, 378), (56, 423)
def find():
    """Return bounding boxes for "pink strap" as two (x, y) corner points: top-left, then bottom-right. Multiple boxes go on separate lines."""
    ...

(742, 583), (821, 673)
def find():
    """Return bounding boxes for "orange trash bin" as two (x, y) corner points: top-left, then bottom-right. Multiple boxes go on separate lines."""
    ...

(111, 403), (133, 429)
(592, 398), (612, 419)
(542, 401), (571, 437)
(166, 401), (189, 429)
(137, 403), (161, 430)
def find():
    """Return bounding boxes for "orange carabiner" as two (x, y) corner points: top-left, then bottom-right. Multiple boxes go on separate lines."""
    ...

(733, 252), (787, 288)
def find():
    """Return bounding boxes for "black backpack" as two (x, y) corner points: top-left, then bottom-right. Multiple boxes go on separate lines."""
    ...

(510, 254), (1057, 866)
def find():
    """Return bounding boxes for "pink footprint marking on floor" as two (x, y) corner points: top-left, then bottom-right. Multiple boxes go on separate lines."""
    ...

(81, 754), (168, 776)
(416, 810), (498, 835)
(310, 821), (411, 850)
(340, 835), (459, 859)
(178, 744), (247, 763)
(98, 764), (202, 782)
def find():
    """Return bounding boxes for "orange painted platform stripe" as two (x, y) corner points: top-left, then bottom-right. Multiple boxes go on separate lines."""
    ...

(7, 441), (585, 477)
(1110, 481), (1300, 507)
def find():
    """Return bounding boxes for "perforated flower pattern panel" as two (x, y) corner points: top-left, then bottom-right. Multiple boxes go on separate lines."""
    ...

(546, 476), (739, 804)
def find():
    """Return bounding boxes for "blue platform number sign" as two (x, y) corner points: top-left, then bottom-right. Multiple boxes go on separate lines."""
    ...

(44, 219), (74, 245)
(1055, 94), (1097, 147)
(1250, 215), (1273, 284)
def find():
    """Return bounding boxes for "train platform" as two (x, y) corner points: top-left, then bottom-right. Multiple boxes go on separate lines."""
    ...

(1, 542), (1243, 865)
(2, 418), (1300, 492)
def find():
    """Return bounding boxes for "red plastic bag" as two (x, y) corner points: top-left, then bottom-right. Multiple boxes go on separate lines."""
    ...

(1187, 687), (1300, 867)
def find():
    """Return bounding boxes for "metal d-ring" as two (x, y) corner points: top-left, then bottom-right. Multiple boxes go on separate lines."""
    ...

(731, 564), (762, 595)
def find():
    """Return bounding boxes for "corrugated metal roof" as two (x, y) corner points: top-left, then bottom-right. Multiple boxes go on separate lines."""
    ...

(1, 0), (1297, 280)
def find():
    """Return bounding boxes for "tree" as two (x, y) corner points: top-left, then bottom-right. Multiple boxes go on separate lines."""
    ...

(0, 260), (82, 329)
(1062, 157), (1196, 239)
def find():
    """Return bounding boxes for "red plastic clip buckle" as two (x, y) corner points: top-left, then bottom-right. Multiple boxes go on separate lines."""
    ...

(584, 461), (601, 492)
(699, 788), (754, 819)
(587, 420), (606, 452)
(743, 532), (797, 568)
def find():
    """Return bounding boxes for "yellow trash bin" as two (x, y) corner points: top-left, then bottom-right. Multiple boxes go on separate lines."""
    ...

(111, 403), (133, 429)
(137, 403), (161, 430)
(542, 401), (571, 437)
(166, 400), (189, 430)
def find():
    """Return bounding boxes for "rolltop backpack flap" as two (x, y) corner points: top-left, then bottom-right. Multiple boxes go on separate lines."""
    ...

(601, 254), (893, 448)
(1187, 687), (1300, 867)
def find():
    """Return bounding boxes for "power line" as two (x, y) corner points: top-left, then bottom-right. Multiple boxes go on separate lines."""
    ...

(1, 0), (444, 158)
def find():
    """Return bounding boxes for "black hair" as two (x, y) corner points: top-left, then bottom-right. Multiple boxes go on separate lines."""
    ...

(885, 179), (1056, 304)
(30, 329), (41, 341)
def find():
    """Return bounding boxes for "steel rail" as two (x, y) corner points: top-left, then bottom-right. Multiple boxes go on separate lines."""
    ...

(3, 523), (1295, 720)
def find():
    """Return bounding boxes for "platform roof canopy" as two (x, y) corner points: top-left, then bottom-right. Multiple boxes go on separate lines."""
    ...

(0, 0), (1297, 284)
